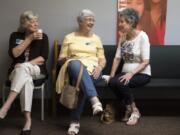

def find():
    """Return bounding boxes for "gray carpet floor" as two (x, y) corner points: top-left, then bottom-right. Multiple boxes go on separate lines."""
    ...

(0, 114), (180, 135)
(1, 99), (180, 135)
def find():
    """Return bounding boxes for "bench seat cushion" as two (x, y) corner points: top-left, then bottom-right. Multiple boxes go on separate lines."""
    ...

(95, 78), (180, 88)
(95, 78), (180, 99)
(145, 79), (180, 87)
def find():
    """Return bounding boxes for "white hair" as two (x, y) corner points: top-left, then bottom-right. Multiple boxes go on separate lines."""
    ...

(77, 9), (95, 22)
(18, 11), (38, 32)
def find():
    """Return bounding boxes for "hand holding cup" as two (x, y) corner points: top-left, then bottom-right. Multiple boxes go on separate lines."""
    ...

(34, 29), (43, 40)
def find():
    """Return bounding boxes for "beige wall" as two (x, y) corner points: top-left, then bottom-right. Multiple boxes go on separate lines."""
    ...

(0, 0), (180, 96)
(0, 0), (116, 95)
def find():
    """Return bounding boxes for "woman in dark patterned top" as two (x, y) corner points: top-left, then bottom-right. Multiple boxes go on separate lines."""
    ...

(0, 11), (49, 135)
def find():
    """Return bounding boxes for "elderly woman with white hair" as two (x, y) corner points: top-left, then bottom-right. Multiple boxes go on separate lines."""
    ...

(57, 9), (106, 135)
(0, 11), (49, 135)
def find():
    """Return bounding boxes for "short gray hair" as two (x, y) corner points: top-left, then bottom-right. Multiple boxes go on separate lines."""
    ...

(119, 8), (139, 28)
(77, 9), (95, 22)
(18, 11), (38, 32)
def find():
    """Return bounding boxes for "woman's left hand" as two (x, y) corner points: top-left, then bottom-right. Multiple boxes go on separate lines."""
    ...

(92, 66), (102, 79)
(118, 72), (133, 85)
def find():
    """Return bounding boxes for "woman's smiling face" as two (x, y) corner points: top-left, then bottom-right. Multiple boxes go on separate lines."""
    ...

(79, 16), (95, 32)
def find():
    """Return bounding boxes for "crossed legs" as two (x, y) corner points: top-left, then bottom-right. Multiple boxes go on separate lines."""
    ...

(67, 60), (102, 134)
(0, 64), (39, 131)
(109, 73), (150, 125)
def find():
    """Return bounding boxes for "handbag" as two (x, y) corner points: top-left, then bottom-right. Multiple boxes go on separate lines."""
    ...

(60, 63), (83, 109)
(100, 103), (116, 124)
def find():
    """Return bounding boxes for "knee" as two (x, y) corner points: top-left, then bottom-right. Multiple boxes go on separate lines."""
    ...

(13, 65), (26, 73)
(109, 78), (125, 88)
(11, 63), (33, 80)
(109, 78), (119, 87)
(68, 60), (81, 72)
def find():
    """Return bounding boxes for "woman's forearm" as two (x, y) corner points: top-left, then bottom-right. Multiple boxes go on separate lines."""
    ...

(130, 60), (149, 75)
(110, 58), (121, 77)
(29, 56), (45, 65)
(98, 58), (106, 70)
(12, 35), (33, 57)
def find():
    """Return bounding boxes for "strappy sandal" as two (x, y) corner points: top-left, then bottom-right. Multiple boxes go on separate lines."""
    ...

(92, 102), (103, 115)
(67, 122), (80, 135)
(100, 104), (116, 124)
(100, 111), (115, 124)
(126, 111), (141, 126)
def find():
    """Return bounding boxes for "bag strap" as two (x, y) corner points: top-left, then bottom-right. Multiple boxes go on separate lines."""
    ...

(75, 63), (84, 91)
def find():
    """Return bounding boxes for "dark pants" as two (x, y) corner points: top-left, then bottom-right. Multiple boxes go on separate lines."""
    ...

(108, 72), (151, 105)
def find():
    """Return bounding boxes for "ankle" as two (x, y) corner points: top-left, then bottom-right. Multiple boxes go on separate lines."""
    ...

(26, 118), (31, 125)
(70, 121), (79, 125)
(90, 96), (100, 105)
(125, 105), (132, 112)
(23, 120), (31, 130)
(132, 107), (139, 113)
(92, 102), (103, 115)
(0, 108), (8, 119)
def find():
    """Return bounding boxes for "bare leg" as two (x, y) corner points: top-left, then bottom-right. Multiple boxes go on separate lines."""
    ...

(23, 111), (31, 131)
(122, 105), (132, 122)
(90, 96), (100, 105)
(0, 91), (18, 118)
(131, 102), (139, 112)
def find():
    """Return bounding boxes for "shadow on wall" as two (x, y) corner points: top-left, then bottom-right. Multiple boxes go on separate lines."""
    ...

(0, 50), (12, 86)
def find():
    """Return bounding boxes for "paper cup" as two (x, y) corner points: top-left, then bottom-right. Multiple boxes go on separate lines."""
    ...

(37, 29), (43, 39)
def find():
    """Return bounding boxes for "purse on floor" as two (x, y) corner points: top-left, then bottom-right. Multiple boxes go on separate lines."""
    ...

(100, 103), (116, 124)
(60, 63), (83, 109)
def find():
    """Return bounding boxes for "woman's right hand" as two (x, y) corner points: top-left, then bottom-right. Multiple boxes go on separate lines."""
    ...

(33, 31), (43, 40)
(92, 66), (102, 79)
(26, 31), (42, 41)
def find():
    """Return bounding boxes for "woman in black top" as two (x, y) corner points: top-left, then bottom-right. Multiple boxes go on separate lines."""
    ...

(0, 11), (49, 135)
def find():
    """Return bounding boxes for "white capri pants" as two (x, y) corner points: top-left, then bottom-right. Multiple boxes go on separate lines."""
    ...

(9, 62), (42, 112)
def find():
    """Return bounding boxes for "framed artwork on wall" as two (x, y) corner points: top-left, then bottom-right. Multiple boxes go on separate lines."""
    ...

(117, 0), (167, 45)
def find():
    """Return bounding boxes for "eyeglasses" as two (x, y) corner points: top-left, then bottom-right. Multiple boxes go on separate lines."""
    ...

(84, 17), (95, 22)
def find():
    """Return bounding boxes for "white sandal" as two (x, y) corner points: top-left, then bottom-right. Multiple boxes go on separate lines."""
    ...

(92, 102), (103, 115)
(126, 111), (141, 126)
(67, 122), (80, 135)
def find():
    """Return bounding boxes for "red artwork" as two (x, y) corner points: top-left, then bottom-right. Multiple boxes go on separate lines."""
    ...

(117, 0), (167, 45)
